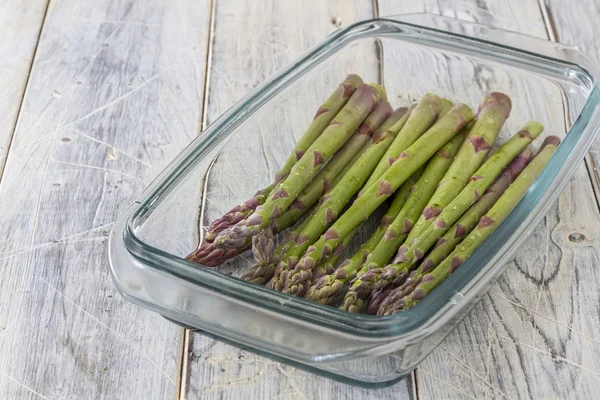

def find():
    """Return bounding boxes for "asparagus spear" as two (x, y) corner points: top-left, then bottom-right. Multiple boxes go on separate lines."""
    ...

(375, 148), (533, 314)
(363, 130), (467, 271)
(213, 84), (383, 250)
(340, 132), (467, 312)
(273, 105), (405, 232)
(320, 101), (456, 277)
(312, 226), (358, 282)
(380, 137), (560, 314)
(204, 75), (364, 241)
(361, 94), (443, 192)
(366, 284), (396, 315)
(248, 99), (391, 263)
(396, 92), (512, 260)
(439, 98), (455, 116)
(244, 107), (411, 284)
(352, 121), (544, 294)
(303, 169), (422, 304)
(241, 208), (314, 284)
(187, 239), (251, 267)
(268, 106), (415, 292)
(284, 104), (474, 295)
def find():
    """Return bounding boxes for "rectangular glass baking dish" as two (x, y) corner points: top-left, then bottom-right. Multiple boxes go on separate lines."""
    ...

(108, 14), (600, 388)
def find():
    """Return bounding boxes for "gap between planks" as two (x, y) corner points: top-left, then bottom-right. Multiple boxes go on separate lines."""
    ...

(0, 0), (51, 182)
(176, 0), (217, 398)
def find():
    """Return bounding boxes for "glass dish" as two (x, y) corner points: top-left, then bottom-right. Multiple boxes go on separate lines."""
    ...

(108, 14), (600, 388)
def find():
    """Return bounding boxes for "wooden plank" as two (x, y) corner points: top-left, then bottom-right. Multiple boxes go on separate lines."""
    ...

(0, 0), (211, 398)
(0, 0), (49, 176)
(541, 0), (600, 203)
(379, 0), (600, 398)
(185, 1), (413, 398)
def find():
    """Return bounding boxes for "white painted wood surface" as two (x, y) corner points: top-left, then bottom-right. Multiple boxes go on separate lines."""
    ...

(0, 0), (210, 398)
(1, 0), (600, 399)
(0, 0), (49, 175)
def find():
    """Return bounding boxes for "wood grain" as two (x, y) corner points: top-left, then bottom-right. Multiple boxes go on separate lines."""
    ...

(542, 0), (600, 204)
(0, 0), (210, 398)
(185, 1), (412, 399)
(0, 0), (49, 177)
(379, 0), (600, 398)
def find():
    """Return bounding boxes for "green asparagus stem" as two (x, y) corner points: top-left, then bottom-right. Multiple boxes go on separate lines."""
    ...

(286, 104), (474, 296)
(397, 92), (512, 258)
(303, 169), (422, 305)
(353, 121), (544, 294)
(439, 98), (455, 116)
(364, 130), (467, 270)
(273, 105), (406, 232)
(361, 94), (443, 192)
(267, 111), (413, 289)
(204, 75), (364, 242)
(312, 226), (358, 282)
(241, 209), (314, 285)
(268, 105), (412, 292)
(420, 147), (534, 273)
(375, 147), (533, 315)
(213, 83), (383, 250)
(381, 137), (560, 314)
(338, 133), (466, 313)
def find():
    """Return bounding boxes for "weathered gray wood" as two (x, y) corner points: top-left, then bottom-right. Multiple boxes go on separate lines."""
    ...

(185, 1), (413, 398)
(0, 0), (49, 176)
(379, 0), (600, 398)
(0, 0), (211, 398)
(542, 0), (600, 203)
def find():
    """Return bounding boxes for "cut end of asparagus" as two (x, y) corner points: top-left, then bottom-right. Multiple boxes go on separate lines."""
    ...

(450, 103), (476, 127)
(477, 92), (512, 119)
(518, 120), (544, 140)
(420, 93), (443, 115)
(537, 135), (561, 154)
(350, 84), (382, 112)
(357, 100), (393, 136)
(369, 82), (388, 101)
(341, 74), (365, 95)
(439, 98), (455, 116)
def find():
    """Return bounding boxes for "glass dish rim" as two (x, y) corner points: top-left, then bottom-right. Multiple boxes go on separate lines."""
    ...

(117, 14), (600, 339)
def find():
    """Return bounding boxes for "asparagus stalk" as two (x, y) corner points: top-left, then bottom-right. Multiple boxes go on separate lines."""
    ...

(204, 188), (271, 242)
(312, 226), (358, 282)
(268, 105), (415, 292)
(375, 148), (533, 314)
(397, 92), (512, 259)
(249, 99), (391, 263)
(361, 94), (443, 192)
(439, 98), (455, 116)
(342, 132), (467, 313)
(285, 104), (474, 295)
(241, 208), (315, 285)
(363, 130), (467, 271)
(246, 107), (411, 285)
(353, 121), (544, 294)
(303, 169), (422, 304)
(187, 239), (251, 267)
(213, 83), (384, 250)
(204, 75), (364, 241)
(273, 105), (405, 232)
(380, 137), (560, 314)
(366, 284), (396, 315)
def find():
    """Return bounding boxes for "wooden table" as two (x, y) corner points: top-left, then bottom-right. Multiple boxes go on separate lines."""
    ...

(1, 0), (599, 399)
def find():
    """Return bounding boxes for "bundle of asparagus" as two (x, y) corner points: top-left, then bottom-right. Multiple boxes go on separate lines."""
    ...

(187, 74), (560, 315)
